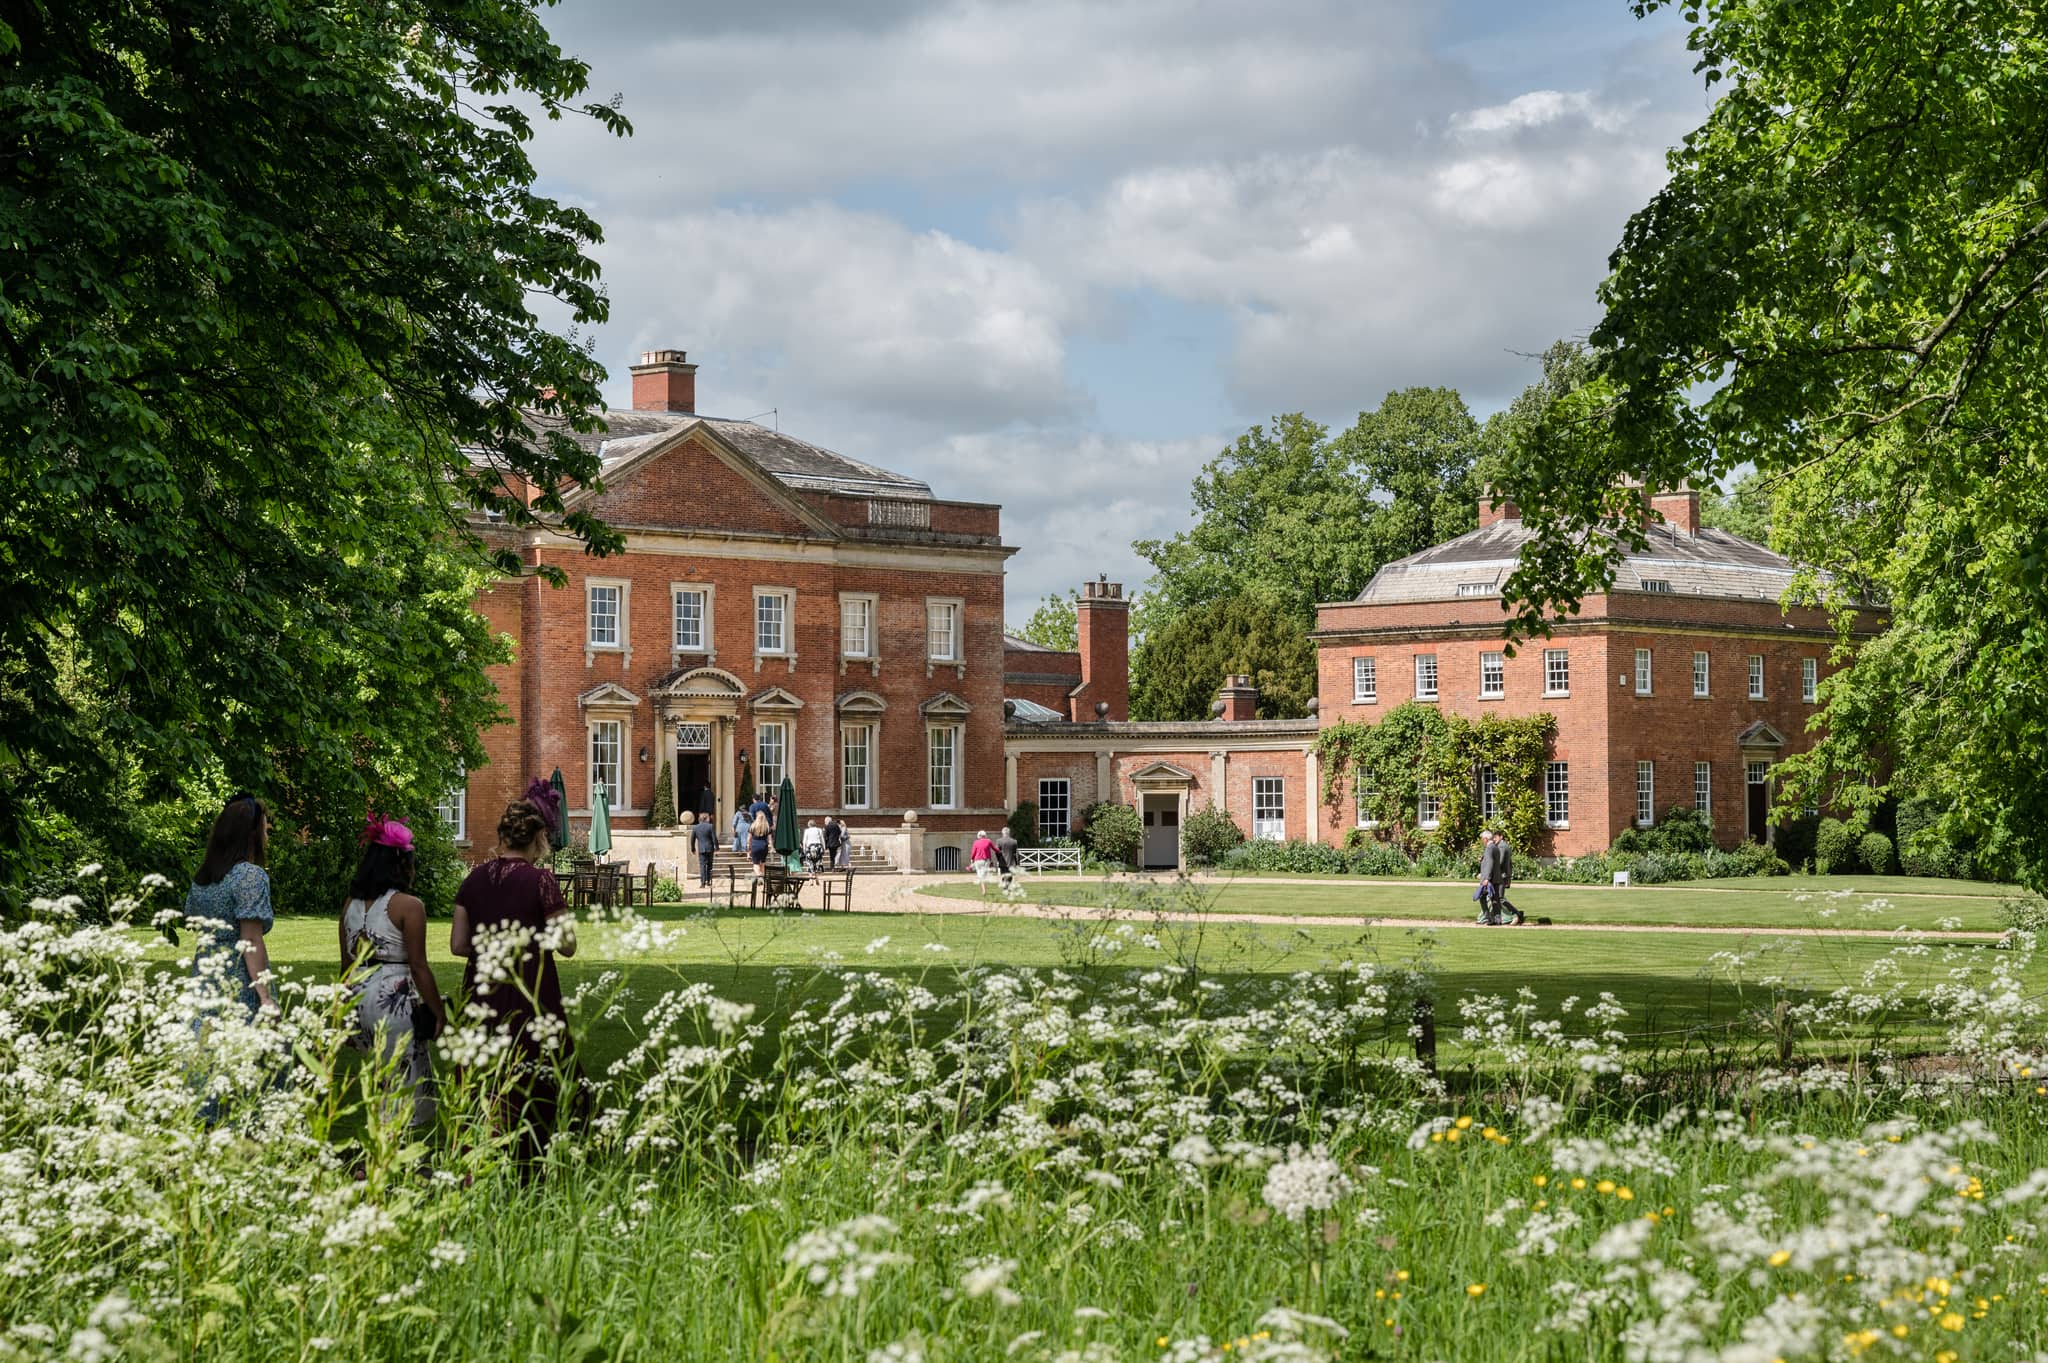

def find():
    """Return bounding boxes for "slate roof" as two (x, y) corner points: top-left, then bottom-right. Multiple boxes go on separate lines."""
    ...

(521, 408), (932, 499)
(1003, 697), (1068, 723)
(1349, 522), (1804, 606)
(1002, 633), (1065, 653)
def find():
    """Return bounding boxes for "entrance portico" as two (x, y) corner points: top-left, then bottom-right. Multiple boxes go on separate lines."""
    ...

(652, 666), (746, 825)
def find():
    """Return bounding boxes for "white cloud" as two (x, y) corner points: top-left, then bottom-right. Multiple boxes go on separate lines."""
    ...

(1450, 89), (1634, 138)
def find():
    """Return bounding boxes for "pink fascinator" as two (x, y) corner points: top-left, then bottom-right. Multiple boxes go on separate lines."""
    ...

(364, 814), (415, 851)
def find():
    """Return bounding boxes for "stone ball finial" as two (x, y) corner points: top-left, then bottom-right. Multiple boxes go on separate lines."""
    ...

(1095, 700), (1110, 719)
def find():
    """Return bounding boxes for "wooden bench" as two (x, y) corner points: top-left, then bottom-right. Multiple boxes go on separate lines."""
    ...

(1016, 847), (1084, 876)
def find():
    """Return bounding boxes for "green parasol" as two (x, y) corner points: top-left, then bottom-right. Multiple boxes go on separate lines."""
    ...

(773, 775), (799, 870)
(590, 785), (613, 861)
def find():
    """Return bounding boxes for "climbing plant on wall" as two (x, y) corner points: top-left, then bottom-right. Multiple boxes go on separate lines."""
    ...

(1318, 705), (1554, 853)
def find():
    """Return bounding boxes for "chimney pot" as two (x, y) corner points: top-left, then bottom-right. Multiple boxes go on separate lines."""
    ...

(1069, 577), (1130, 721)
(629, 348), (698, 414)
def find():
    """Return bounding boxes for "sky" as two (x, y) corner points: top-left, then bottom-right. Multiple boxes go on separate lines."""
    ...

(521, 0), (1714, 618)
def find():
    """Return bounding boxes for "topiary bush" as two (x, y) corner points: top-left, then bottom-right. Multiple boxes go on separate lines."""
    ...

(1081, 802), (1142, 866)
(648, 760), (677, 830)
(1699, 842), (1790, 878)
(1006, 801), (1040, 849)
(1180, 804), (1245, 866)
(1814, 817), (1855, 874)
(1217, 838), (1349, 874)
(1856, 831), (1894, 875)
(1775, 815), (1820, 872)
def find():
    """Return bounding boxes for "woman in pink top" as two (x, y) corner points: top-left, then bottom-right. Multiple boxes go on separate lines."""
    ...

(969, 830), (997, 888)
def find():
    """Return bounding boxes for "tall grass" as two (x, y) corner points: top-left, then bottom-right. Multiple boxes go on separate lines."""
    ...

(3, 873), (2046, 1362)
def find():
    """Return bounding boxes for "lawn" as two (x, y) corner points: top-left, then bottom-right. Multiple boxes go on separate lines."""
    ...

(915, 874), (2019, 931)
(142, 900), (2032, 1074)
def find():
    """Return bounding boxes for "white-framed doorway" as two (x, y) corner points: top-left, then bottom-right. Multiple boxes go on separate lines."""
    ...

(1141, 792), (1180, 870)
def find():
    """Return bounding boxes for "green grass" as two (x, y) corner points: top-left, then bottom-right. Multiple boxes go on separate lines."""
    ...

(916, 876), (2015, 930)
(144, 900), (2033, 1074)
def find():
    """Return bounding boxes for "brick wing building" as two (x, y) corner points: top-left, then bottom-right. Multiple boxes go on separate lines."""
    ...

(1314, 489), (1864, 855)
(458, 350), (1015, 867)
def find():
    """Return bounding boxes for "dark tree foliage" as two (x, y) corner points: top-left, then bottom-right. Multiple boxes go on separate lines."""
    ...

(0, 1), (630, 884)
(1128, 595), (1316, 722)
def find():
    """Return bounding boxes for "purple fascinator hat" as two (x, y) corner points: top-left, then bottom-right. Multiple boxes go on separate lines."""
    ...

(523, 777), (562, 835)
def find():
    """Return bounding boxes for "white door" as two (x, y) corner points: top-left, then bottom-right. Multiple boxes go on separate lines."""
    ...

(1142, 794), (1180, 868)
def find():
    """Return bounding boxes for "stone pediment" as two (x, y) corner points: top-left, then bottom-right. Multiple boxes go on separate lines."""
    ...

(918, 690), (972, 717)
(748, 686), (805, 712)
(1736, 720), (1787, 748)
(1128, 760), (1198, 785)
(836, 688), (888, 713)
(577, 681), (642, 709)
(653, 666), (747, 698)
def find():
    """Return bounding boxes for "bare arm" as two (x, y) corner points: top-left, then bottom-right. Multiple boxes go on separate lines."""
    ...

(339, 912), (351, 973)
(239, 919), (275, 1012)
(547, 905), (578, 959)
(449, 901), (473, 959)
(390, 894), (447, 1031)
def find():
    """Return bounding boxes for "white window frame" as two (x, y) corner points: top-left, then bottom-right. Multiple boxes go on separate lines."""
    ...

(1692, 650), (1711, 698)
(1695, 761), (1712, 823)
(589, 719), (624, 810)
(1543, 648), (1570, 697)
(1417, 789), (1441, 831)
(1480, 651), (1505, 699)
(1354, 770), (1378, 829)
(1252, 777), (1286, 842)
(839, 592), (878, 661)
(1480, 765), (1497, 821)
(1801, 657), (1818, 703)
(436, 772), (467, 844)
(1635, 760), (1655, 828)
(670, 584), (711, 654)
(1634, 647), (1652, 696)
(756, 719), (789, 791)
(586, 579), (627, 651)
(754, 588), (794, 657)
(1748, 654), (1765, 700)
(927, 724), (960, 809)
(1414, 653), (1439, 701)
(841, 723), (874, 810)
(926, 597), (964, 664)
(1037, 779), (1071, 841)
(1545, 761), (1570, 829)
(1352, 655), (1377, 704)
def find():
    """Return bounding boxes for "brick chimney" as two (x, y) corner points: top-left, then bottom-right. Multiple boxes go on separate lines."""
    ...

(630, 349), (697, 413)
(1651, 486), (1701, 535)
(1478, 488), (1521, 528)
(1215, 674), (1260, 722)
(1068, 577), (1129, 722)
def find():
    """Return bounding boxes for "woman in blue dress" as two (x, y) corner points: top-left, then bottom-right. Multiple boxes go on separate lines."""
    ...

(185, 793), (276, 1018)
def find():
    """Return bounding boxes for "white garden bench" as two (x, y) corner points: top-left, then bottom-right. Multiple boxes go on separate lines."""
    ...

(1015, 847), (1084, 876)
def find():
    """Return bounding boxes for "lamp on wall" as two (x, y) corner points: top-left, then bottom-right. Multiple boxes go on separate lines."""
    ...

(638, 745), (649, 763)
(737, 747), (748, 765)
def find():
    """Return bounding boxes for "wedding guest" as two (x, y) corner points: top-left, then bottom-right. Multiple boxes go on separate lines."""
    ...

(340, 815), (448, 1127)
(185, 793), (277, 1020)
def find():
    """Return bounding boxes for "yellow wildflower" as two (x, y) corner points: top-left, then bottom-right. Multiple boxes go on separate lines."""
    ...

(1467, 1284), (1487, 1298)
(1768, 1250), (1792, 1267)
(1938, 1313), (1965, 1332)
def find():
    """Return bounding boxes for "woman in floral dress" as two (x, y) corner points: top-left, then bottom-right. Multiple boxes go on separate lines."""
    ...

(339, 816), (448, 1127)
(451, 792), (579, 1165)
(185, 793), (277, 1019)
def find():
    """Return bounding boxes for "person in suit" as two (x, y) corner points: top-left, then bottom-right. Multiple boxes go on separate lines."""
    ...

(691, 811), (718, 889)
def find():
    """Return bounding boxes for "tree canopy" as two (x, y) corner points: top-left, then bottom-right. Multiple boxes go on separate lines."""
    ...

(0, 0), (629, 884)
(1128, 595), (1316, 722)
(1493, 0), (2048, 886)
(1009, 591), (1079, 652)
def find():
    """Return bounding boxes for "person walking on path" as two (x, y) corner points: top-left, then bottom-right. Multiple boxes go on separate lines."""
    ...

(185, 794), (278, 1021)
(691, 811), (718, 888)
(451, 796), (580, 1167)
(801, 818), (826, 870)
(969, 830), (997, 891)
(748, 807), (772, 876)
(1475, 831), (1502, 925)
(340, 816), (447, 1128)
(731, 807), (749, 855)
(993, 825), (1019, 888)
(1493, 830), (1522, 925)
(823, 815), (845, 871)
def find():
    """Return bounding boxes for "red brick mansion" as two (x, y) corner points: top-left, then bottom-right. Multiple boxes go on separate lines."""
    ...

(445, 347), (1861, 872)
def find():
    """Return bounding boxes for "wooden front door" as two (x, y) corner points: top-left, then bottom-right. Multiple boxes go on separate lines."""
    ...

(1141, 794), (1180, 869)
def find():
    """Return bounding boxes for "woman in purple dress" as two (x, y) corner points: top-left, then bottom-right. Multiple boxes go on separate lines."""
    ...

(450, 794), (578, 1164)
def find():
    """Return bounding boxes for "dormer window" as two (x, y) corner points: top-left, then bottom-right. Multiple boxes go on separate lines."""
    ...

(1455, 582), (1494, 599)
(1641, 579), (1673, 594)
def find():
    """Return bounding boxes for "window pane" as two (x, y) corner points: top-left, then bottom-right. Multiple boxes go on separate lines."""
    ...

(1037, 780), (1070, 840)
(588, 585), (619, 647)
(1802, 658), (1818, 701)
(590, 721), (621, 808)
(1544, 648), (1569, 694)
(1353, 655), (1376, 703)
(928, 726), (956, 807)
(1693, 651), (1710, 697)
(1481, 652), (1504, 697)
(757, 722), (786, 790)
(756, 593), (786, 653)
(673, 589), (704, 650)
(1480, 765), (1497, 820)
(1635, 648), (1651, 694)
(1417, 789), (1440, 828)
(1252, 777), (1285, 840)
(1636, 760), (1654, 826)
(1748, 655), (1765, 699)
(1354, 769), (1377, 827)
(1545, 761), (1570, 826)
(842, 598), (870, 657)
(1694, 761), (1711, 822)
(435, 784), (466, 841)
(928, 602), (958, 660)
(1415, 653), (1438, 699)
(841, 726), (871, 807)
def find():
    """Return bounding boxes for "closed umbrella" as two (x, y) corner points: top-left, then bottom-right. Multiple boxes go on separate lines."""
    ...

(590, 785), (613, 862)
(548, 768), (568, 841)
(773, 775), (799, 871)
